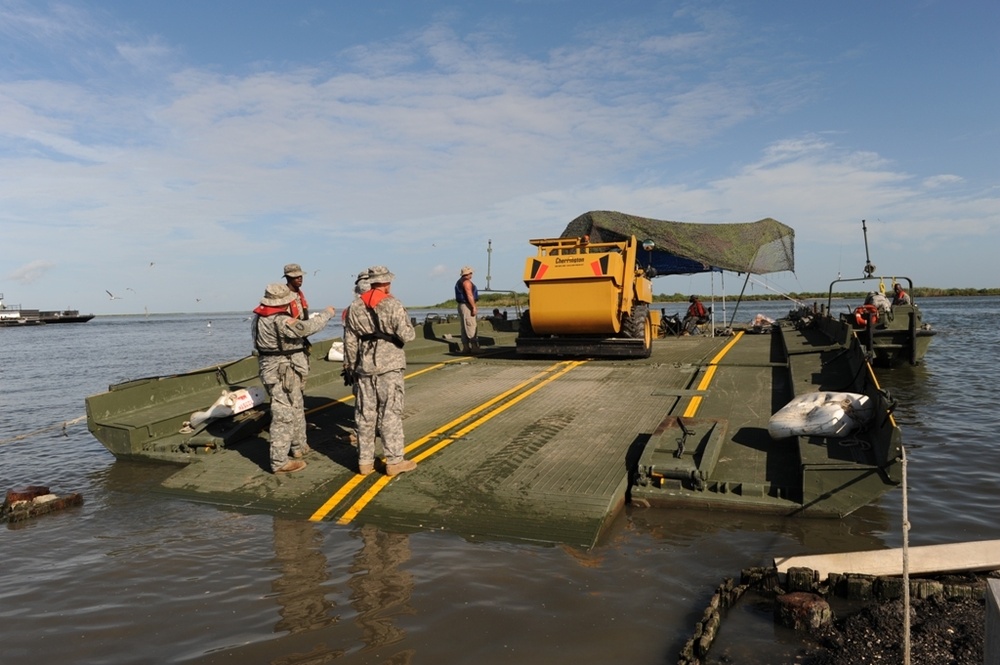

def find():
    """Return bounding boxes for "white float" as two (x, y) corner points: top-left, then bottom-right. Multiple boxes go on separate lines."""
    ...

(188, 386), (267, 429)
(767, 391), (874, 439)
(327, 340), (345, 361)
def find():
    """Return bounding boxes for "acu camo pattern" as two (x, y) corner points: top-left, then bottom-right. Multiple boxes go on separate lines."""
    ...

(253, 310), (333, 471)
(343, 293), (416, 466)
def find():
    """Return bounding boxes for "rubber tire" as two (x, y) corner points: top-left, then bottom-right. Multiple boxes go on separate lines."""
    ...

(623, 304), (652, 358)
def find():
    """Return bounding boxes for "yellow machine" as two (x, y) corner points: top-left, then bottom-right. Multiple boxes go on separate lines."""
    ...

(517, 235), (659, 357)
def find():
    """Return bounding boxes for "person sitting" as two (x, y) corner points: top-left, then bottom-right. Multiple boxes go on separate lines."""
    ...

(864, 290), (892, 314)
(891, 282), (911, 306)
(682, 295), (709, 335)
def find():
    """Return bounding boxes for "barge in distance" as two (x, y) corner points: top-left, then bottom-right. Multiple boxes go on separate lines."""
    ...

(0, 293), (95, 326)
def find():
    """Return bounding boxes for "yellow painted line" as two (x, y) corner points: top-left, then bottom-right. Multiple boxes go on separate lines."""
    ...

(335, 360), (585, 524)
(308, 474), (368, 521)
(307, 360), (573, 522)
(305, 358), (467, 417)
(401, 361), (570, 455)
(410, 360), (584, 462)
(682, 331), (745, 418)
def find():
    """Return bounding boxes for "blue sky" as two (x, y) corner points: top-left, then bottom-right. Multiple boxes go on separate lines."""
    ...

(2, 0), (997, 315)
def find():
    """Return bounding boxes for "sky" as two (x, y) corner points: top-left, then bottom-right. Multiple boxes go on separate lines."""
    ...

(2, 0), (998, 315)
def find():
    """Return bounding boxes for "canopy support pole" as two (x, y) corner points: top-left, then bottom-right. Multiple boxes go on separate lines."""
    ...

(729, 271), (752, 328)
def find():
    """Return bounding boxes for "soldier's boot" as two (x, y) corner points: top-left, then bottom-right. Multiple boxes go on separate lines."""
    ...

(386, 459), (417, 477)
(291, 445), (312, 459)
(274, 460), (307, 474)
(358, 462), (374, 476)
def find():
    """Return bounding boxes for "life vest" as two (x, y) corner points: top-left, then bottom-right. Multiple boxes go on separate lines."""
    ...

(854, 304), (879, 327)
(289, 289), (309, 320)
(253, 304), (289, 317)
(455, 278), (479, 305)
(361, 289), (389, 309)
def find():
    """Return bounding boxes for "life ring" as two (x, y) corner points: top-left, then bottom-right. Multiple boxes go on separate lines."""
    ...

(854, 304), (879, 327)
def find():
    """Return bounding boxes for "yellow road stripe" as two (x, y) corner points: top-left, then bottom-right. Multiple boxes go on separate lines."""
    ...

(305, 358), (467, 417)
(335, 360), (585, 524)
(308, 474), (368, 520)
(307, 360), (574, 522)
(401, 361), (569, 455)
(682, 331), (744, 418)
(410, 361), (584, 462)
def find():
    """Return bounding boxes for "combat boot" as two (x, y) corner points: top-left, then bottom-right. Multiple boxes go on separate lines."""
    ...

(274, 460), (306, 474)
(358, 463), (374, 476)
(386, 459), (417, 476)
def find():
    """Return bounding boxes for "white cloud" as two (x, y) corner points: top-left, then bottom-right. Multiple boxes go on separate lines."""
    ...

(6, 259), (55, 284)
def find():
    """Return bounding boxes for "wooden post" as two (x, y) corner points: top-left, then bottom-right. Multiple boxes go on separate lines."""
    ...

(987, 579), (1000, 665)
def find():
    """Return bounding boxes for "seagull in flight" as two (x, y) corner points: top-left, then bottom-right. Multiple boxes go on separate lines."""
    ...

(106, 290), (122, 300)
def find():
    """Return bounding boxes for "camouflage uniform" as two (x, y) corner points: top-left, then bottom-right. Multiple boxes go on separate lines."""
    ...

(343, 267), (415, 468)
(253, 284), (332, 472)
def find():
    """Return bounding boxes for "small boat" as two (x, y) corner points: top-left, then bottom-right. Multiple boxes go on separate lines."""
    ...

(812, 221), (935, 366)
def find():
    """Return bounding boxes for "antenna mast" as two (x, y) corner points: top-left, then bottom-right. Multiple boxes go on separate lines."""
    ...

(486, 239), (492, 290)
(862, 219), (876, 277)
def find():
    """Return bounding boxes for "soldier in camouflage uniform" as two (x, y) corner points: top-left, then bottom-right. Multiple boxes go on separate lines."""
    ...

(342, 265), (417, 477)
(252, 283), (335, 473)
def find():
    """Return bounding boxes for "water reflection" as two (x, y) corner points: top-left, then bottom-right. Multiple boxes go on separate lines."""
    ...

(271, 517), (339, 635)
(349, 524), (415, 659)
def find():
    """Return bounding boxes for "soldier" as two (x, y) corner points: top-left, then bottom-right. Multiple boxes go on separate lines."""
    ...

(342, 265), (417, 476)
(455, 266), (479, 354)
(891, 282), (911, 306)
(252, 283), (335, 473)
(283, 263), (311, 352)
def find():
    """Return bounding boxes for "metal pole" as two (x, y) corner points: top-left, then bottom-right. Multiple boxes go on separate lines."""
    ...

(486, 239), (492, 290)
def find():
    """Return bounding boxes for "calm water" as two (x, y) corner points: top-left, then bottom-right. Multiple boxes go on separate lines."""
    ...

(2, 298), (997, 664)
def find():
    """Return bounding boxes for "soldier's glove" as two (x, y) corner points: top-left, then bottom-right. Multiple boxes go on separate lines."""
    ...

(341, 367), (356, 387)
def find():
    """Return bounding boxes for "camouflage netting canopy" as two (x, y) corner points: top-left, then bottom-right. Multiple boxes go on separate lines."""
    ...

(561, 210), (795, 276)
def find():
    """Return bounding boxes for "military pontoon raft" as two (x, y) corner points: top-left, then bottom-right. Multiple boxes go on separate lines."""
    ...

(85, 316), (904, 549)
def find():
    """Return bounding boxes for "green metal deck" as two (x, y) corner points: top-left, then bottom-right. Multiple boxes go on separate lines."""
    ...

(88, 319), (902, 549)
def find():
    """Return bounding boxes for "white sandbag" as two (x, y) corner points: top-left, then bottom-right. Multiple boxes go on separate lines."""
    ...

(327, 340), (345, 361)
(188, 386), (266, 429)
(768, 392), (874, 440)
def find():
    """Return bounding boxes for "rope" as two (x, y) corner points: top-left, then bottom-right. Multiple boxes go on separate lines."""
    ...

(901, 443), (911, 664)
(0, 415), (87, 445)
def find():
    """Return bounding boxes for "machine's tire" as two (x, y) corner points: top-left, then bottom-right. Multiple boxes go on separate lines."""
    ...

(623, 304), (653, 358)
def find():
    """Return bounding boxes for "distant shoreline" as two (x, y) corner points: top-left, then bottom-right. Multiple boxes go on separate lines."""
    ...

(424, 288), (1000, 309)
